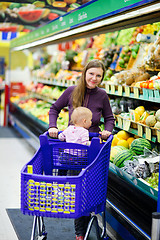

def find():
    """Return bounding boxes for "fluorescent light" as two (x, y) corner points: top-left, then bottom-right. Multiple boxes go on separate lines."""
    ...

(12, 2), (160, 51)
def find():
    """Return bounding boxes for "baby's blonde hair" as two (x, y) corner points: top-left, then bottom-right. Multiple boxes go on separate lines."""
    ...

(71, 107), (92, 125)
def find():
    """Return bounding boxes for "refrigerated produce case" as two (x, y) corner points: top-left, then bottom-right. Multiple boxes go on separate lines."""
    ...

(8, 1), (160, 239)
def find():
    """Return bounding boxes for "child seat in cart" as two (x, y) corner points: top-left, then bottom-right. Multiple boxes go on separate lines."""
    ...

(21, 131), (113, 240)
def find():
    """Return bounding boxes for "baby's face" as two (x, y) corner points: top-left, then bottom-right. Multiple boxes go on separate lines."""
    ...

(84, 116), (92, 129)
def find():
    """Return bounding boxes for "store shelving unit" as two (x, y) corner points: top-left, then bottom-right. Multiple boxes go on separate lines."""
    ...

(8, 1), (160, 239)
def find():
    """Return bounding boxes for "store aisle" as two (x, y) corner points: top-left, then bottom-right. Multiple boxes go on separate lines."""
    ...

(0, 126), (36, 240)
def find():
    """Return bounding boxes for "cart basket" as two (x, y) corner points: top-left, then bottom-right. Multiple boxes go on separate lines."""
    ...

(21, 132), (113, 219)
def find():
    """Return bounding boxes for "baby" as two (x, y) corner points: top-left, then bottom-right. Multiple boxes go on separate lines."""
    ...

(58, 106), (92, 145)
(58, 107), (92, 176)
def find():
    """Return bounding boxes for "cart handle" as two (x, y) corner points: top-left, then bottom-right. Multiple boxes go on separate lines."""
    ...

(43, 131), (100, 138)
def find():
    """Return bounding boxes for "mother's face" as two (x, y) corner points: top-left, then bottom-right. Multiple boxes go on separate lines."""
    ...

(85, 67), (103, 89)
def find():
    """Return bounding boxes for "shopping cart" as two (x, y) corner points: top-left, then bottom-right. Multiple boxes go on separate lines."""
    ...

(21, 131), (113, 240)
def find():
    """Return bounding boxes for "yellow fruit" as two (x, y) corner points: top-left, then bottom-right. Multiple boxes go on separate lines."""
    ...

(117, 139), (129, 149)
(111, 134), (120, 146)
(135, 106), (145, 116)
(52, 1), (67, 7)
(117, 130), (130, 140)
(127, 137), (135, 147)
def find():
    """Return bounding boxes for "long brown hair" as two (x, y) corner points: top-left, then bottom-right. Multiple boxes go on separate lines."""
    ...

(72, 59), (106, 109)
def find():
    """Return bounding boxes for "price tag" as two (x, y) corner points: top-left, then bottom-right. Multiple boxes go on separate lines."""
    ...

(117, 117), (123, 128)
(134, 87), (139, 98)
(154, 90), (160, 100)
(123, 119), (131, 131)
(125, 86), (130, 97)
(157, 130), (160, 143)
(118, 85), (122, 96)
(148, 89), (154, 100)
(138, 124), (143, 137)
(105, 84), (110, 93)
(111, 85), (115, 94)
(145, 127), (151, 141)
(143, 88), (149, 100)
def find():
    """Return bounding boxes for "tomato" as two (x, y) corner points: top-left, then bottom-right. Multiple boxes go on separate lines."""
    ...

(140, 82), (144, 88)
(143, 82), (148, 88)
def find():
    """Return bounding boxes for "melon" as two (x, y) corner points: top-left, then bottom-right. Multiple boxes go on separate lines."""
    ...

(110, 146), (126, 162)
(113, 149), (134, 168)
(18, 9), (45, 23)
(130, 138), (152, 155)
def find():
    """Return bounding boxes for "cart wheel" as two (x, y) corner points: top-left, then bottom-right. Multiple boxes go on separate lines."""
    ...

(36, 232), (47, 240)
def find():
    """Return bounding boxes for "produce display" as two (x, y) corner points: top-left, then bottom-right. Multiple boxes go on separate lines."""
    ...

(11, 21), (160, 197)
(110, 129), (159, 190)
(10, 96), (69, 130)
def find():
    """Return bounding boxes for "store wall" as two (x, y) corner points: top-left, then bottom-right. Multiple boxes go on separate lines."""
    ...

(7, 49), (33, 84)
(0, 42), (9, 77)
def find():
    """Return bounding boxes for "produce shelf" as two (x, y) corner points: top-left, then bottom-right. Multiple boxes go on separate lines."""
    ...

(104, 83), (160, 103)
(114, 114), (159, 143)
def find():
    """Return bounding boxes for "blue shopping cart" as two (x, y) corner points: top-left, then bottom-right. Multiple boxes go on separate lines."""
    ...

(21, 131), (113, 240)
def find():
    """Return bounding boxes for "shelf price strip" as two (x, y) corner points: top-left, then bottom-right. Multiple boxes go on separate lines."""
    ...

(125, 86), (130, 97)
(117, 116), (123, 128)
(133, 87), (139, 98)
(157, 130), (160, 143)
(111, 85), (115, 94)
(118, 85), (123, 96)
(123, 119), (131, 131)
(145, 127), (151, 141)
(105, 84), (110, 93)
(137, 124), (143, 137)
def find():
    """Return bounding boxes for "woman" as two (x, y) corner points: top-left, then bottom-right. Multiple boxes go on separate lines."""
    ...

(48, 59), (115, 240)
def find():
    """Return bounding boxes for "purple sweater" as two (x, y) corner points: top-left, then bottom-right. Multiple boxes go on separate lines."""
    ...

(49, 86), (115, 133)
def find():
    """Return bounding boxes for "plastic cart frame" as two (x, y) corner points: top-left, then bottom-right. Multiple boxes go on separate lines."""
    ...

(21, 132), (113, 240)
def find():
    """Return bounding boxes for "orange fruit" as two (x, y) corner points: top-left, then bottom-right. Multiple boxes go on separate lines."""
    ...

(64, 0), (76, 3)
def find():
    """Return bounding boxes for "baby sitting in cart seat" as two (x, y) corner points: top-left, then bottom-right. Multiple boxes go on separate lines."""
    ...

(58, 107), (92, 175)
(58, 106), (92, 145)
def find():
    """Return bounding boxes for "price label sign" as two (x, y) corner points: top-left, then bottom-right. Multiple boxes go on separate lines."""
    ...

(146, 127), (151, 141)
(134, 87), (139, 98)
(111, 85), (115, 94)
(157, 130), (160, 143)
(148, 89), (154, 100)
(123, 119), (131, 131)
(125, 86), (130, 97)
(118, 85), (122, 96)
(154, 90), (160, 100)
(138, 124), (143, 137)
(105, 84), (110, 93)
(118, 117), (123, 128)
(143, 88), (149, 100)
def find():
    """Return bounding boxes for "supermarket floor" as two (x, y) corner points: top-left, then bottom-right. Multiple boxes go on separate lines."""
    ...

(0, 126), (36, 240)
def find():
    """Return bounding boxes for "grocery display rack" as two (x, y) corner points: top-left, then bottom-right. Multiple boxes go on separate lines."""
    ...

(7, 0), (160, 239)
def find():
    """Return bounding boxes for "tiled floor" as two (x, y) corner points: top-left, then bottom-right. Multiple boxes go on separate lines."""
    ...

(0, 126), (36, 240)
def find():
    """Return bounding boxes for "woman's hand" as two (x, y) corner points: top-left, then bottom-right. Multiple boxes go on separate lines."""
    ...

(48, 127), (59, 138)
(99, 130), (111, 139)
